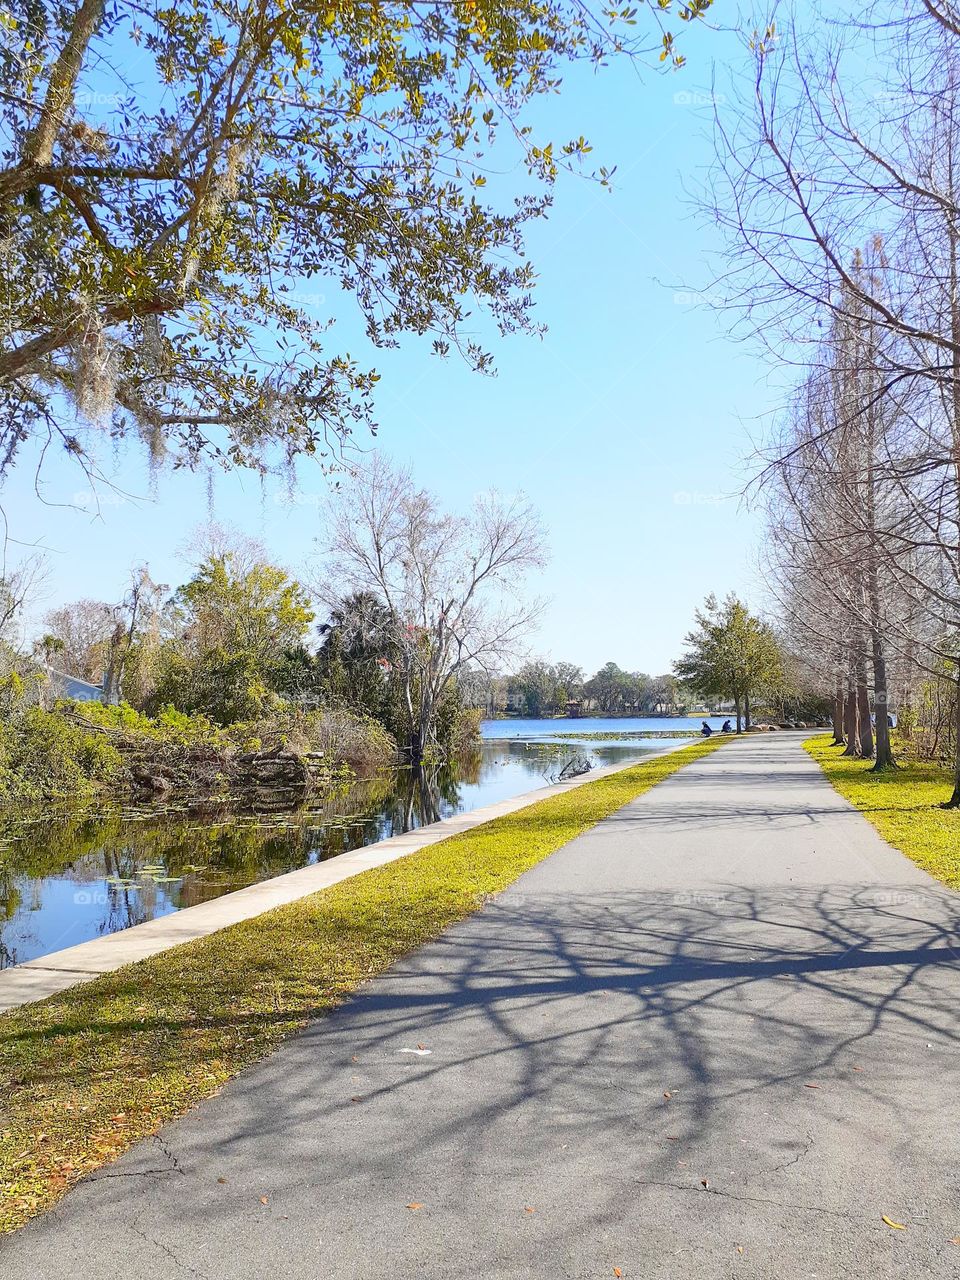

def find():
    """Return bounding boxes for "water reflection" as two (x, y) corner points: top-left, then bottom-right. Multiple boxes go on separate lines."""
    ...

(0, 735), (665, 968)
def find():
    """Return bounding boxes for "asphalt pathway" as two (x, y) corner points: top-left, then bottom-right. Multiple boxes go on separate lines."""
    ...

(3, 732), (959, 1278)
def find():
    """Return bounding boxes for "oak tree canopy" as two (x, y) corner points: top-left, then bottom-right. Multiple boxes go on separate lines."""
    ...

(0, 0), (711, 483)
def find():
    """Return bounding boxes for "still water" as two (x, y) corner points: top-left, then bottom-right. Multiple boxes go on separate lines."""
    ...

(482, 716), (728, 743)
(0, 718), (723, 968)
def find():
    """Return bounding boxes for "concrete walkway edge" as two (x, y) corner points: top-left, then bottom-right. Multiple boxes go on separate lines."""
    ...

(0, 740), (696, 1012)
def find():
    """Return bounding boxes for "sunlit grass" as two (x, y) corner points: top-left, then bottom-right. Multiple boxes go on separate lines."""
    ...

(805, 734), (960, 888)
(0, 735), (726, 1235)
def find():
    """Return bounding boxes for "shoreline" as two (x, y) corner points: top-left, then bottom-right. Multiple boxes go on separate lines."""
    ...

(0, 740), (696, 1013)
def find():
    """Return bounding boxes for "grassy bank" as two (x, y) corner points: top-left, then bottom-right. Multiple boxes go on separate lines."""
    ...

(805, 735), (960, 888)
(0, 736), (726, 1234)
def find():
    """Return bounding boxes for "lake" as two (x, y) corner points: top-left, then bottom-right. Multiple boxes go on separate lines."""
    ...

(0, 716), (725, 968)
(482, 715), (729, 743)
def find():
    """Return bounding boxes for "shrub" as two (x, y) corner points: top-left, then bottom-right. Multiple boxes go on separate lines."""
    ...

(232, 707), (396, 773)
(451, 705), (483, 751)
(0, 699), (396, 805)
(0, 706), (124, 802)
(72, 700), (228, 748)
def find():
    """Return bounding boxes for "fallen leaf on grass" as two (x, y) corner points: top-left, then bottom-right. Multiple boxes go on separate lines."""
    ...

(217, 1177), (227, 1185)
(881, 1216), (906, 1230)
(663, 1091), (672, 1100)
(259, 1196), (269, 1206)
(614, 1269), (622, 1277)
(524, 1206), (536, 1214)
(736, 1246), (744, 1255)
(406, 1202), (424, 1211)
(948, 1238), (960, 1246)
(700, 1178), (710, 1189)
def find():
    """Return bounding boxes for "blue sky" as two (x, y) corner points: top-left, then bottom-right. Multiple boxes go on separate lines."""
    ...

(6, 17), (781, 675)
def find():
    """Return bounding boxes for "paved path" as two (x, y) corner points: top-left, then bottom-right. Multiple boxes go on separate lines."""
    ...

(3, 733), (960, 1279)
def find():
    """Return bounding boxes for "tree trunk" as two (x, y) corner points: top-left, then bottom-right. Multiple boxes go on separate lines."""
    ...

(945, 667), (960, 808)
(870, 638), (896, 770)
(860, 372), (895, 768)
(842, 670), (861, 757)
(734, 695), (742, 734)
(941, 190), (960, 804)
(744, 691), (752, 730)
(22, 0), (105, 169)
(832, 670), (845, 745)
(857, 671), (874, 759)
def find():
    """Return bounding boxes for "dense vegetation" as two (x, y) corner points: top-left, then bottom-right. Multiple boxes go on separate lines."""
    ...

(0, 686), (396, 806)
(7, 521), (490, 802)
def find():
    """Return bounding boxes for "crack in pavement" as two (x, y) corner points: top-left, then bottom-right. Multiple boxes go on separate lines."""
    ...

(631, 1176), (865, 1221)
(151, 1132), (184, 1174)
(129, 1220), (209, 1279)
(767, 1132), (815, 1176)
(87, 1134), (184, 1181)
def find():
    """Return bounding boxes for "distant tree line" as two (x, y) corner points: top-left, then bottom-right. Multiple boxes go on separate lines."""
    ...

(496, 661), (682, 718)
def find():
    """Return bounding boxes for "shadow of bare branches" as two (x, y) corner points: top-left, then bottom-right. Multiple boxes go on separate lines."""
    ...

(5, 733), (959, 1279)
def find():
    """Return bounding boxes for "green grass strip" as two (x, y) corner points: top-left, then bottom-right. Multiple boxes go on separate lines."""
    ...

(805, 734), (960, 888)
(0, 736), (726, 1234)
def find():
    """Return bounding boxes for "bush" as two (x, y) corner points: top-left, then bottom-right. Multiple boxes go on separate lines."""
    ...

(0, 706), (124, 802)
(0, 698), (396, 806)
(451, 705), (483, 751)
(143, 647), (282, 726)
(72, 700), (228, 748)
(233, 707), (396, 773)
(310, 709), (396, 773)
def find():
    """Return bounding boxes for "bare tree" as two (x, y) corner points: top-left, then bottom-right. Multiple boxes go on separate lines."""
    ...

(102, 565), (167, 704)
(762, 256), (908, 766)
(0, 549), (48, 649)
(319, 457), (546, 760)
(703, 1), (960, 798)
(42, 597), (113, 681)
(178, 522), (270, 577)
